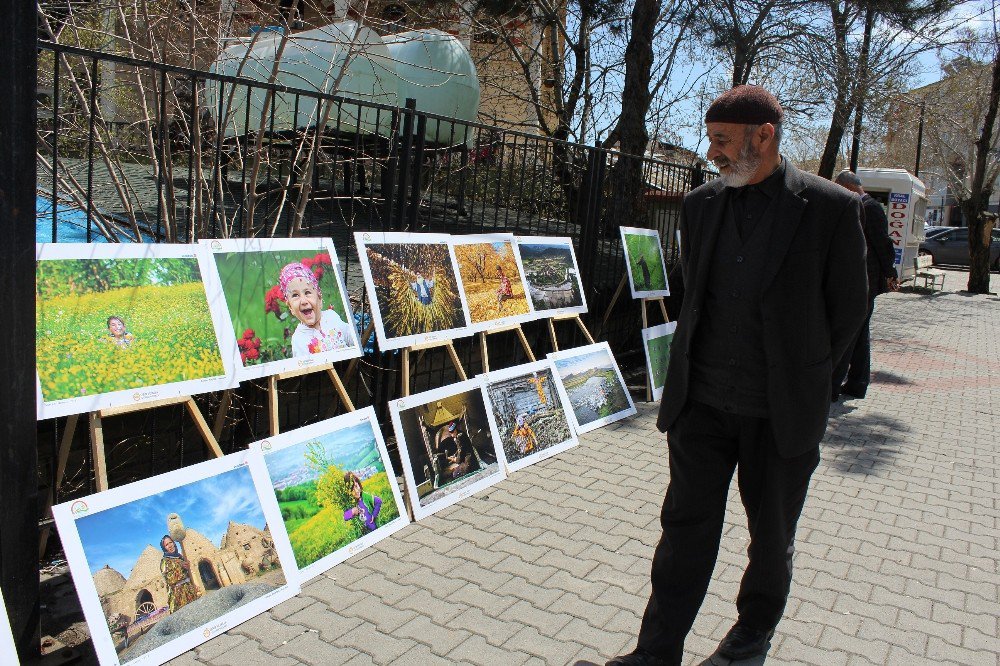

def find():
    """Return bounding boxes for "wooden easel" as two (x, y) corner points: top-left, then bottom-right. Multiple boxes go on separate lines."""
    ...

(478, 323), (536, 372)
(547, 314), (596, 352)
(266, 362), (356, 435)
(401, 339), (468, 397)
(640, 296), (671, 402)
(39, 397), (223, 557)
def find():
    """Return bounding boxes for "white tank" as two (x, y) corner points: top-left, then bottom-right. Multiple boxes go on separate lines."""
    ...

(207, 22), (399, 137)
(382, 29), (481, 145)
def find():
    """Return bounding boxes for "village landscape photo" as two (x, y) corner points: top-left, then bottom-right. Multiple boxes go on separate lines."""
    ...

(355, 233), (470, 349)
(515, 237), (587, 313)
(391, 380), (506, 519)
(254, 410), (406, 577)
(550, 343), (636, 433)
(453, 236), (533, 329)
(56, 462), (293, 665)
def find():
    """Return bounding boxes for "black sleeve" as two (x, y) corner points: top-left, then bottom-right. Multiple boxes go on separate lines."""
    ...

(864, 197), (898, 280)
(825, 196), (869, 373)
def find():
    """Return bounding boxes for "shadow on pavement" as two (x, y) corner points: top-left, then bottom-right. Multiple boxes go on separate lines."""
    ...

(870, 369), (914, 387)
(824, 403), (911, 476)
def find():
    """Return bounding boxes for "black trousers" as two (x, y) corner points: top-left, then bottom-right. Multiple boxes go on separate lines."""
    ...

(834, 298), (875, 396)
(637, 401), (820, 664)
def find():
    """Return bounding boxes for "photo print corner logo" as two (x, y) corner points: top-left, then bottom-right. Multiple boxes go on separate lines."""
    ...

(70, 500), (89, 515)
(261, 440), (272, 452)
(397, 399), (406, 409)
(210, 240), (223, 251)
(297, 358), (315, 369)
(132, 390), (159, 403)
(363, 233), (372, 242)
(203, 628), (212, 639)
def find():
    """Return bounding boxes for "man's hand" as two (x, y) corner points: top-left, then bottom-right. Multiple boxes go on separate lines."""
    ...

(886, 277), (900, 292)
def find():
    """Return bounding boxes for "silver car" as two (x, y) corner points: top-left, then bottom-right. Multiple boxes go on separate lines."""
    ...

(918, 227), (1000, 269)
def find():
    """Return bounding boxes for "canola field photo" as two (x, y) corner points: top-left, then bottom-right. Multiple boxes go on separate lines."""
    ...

(36, 256), (226, 404)
(261, 420), (402, 570)
(453, 239), (531, 327)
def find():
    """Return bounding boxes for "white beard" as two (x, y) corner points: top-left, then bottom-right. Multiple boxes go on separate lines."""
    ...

(715, 138), (762, 188)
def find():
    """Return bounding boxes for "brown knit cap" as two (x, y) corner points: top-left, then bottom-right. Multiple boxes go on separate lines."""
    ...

(705, 85), (783, 125)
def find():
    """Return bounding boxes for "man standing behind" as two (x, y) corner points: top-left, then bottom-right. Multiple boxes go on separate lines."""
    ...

(832, 170), (900, 400)
(608, 86), (869, 666)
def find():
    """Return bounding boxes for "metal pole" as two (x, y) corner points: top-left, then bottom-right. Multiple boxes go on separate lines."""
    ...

(0, 0), (40, 658)
(914, 101), (925, 178)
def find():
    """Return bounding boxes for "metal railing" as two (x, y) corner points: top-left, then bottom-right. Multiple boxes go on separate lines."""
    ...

(36, 40), (710, 512)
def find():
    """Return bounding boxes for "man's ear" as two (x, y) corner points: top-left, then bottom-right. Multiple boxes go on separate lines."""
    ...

(758, 123), (776, 145)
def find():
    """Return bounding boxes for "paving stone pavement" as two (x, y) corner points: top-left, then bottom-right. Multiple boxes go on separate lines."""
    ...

(172, 268), (1000, 666)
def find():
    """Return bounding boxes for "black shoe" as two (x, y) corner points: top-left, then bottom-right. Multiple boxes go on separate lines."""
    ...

(717, 623), (774, 660)
(840, 383), (867, 399)
(606, 647), (671, 666)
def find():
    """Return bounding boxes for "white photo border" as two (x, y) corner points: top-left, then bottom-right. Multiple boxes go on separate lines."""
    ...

(353, 231), (473, 350)
(451, 233), (542, 332)
(619, 226), (671, 299)
(514, 235), (589, 316)
(0, 587), (18, 665)
(246, 406), (410, 584)
(35, 243), (237, 421)
(200, 237), (362, 382)
(642, 321), (678, 402)
(52, 453), (300, 666)
(480, 359), (579, 474)
(389, 377), (508, 521)
(548, 341), (637, 434)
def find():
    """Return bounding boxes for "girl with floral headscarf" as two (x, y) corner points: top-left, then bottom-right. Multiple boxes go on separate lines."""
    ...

(279, 262), (354, 357)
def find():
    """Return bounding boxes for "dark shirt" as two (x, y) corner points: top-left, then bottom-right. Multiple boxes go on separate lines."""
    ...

(730, 160), (785, 240)
(688, 160), (786, 418)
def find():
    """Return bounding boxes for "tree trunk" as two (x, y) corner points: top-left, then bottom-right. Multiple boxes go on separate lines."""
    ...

(608, 0), (662, 230)
(849, 6), (875, 171)
(966, 46), (1000, 294)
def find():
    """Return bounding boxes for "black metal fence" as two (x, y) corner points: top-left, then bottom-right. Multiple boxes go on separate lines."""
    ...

(36, 40), (709, 523)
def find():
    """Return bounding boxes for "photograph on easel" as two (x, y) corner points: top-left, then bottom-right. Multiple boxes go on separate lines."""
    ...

(452, 234), (536, 331)
(481, 360), (578, 474)
(35, 244), (235, 420)
(549, 342), (637, 434)
(620, 226), (671, 299)
(52, 454), (299, 666)
(247, 407), (408, 583)
(389, 378), (507, 520)
(354, 232), (472, 350)
(515, 236), (588, 316)
(642, 322), (678, 402)
(202, 238), (361, 381)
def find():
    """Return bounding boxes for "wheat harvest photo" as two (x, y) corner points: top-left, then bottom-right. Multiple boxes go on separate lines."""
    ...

(254, 411), (406, 578)
(453, 237), (532, 329)
(357, 234), (470, 349)
(36, 246), (229, 418)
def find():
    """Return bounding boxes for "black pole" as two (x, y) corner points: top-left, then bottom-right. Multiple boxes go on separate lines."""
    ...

(914, 101), (925, 178)
(0, 0), (40, 660)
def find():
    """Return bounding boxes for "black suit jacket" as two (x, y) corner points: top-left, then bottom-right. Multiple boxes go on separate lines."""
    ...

(861, 194), (898, 298)
(656, 161), (869, 458)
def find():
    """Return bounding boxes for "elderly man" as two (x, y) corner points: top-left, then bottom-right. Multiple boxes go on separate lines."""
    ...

(608, 86), (869, 666)
(832, 170), (900, 400)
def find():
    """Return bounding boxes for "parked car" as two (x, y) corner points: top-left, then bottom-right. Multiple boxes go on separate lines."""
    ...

(923, 225), (951, 238)
(918, 227), (1000, 268)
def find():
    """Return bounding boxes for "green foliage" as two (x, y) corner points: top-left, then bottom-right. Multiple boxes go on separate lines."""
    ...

(36, 280), (225, 401)
(624, 234), (668, 291)
(36, 258), (201, 298)
(645, 333), (674, 390)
